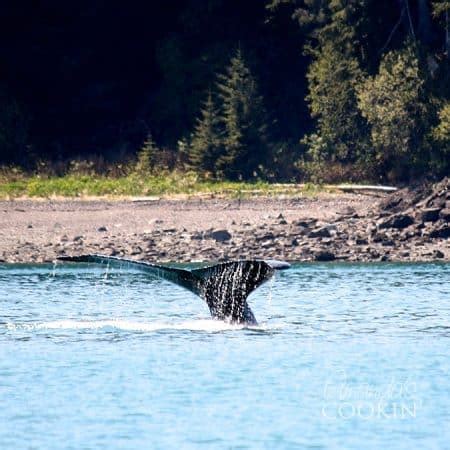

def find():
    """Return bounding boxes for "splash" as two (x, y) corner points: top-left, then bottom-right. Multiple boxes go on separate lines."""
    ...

(5, 318), (255, 333)
(266, 271), (275, 306)
(103, 261), (111, 280)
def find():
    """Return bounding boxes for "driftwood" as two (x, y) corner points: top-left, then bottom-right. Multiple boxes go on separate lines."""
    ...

(328, 184), (397, 193)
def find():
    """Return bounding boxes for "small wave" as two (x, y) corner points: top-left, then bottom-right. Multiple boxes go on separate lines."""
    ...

(5, 318), (255, 333)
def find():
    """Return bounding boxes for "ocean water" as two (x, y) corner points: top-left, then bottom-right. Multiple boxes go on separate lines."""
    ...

(0, 262), (449, 449)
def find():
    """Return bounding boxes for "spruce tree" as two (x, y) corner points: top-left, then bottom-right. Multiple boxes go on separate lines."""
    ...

(216, 49), (269, 180)
(135, 133), (158, 175)
(300, 0), (369, 167)
(304, 40), (368, 163)
(189, 91), (222, 175)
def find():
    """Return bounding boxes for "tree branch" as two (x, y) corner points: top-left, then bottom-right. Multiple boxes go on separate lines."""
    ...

(379, 7), (405, 54)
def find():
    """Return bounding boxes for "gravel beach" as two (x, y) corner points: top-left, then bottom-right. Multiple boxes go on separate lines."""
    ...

(1, 181), (449, 264)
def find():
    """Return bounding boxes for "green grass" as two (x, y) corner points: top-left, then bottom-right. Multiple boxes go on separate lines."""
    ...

(0, 172), (321, 199)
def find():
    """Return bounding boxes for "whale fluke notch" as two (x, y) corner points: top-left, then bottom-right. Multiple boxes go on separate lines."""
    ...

(57, 254), (290, 325)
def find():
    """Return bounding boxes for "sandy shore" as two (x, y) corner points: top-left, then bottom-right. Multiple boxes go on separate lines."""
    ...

(1, 187), (448, 263)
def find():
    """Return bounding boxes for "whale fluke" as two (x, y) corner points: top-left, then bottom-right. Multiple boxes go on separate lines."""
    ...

(57, 254), (290, 325)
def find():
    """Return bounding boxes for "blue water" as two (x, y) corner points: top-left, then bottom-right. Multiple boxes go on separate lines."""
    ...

(1, 262), (449, 449)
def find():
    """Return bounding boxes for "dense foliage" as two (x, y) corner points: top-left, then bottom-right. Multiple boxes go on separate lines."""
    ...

(0, 0), (449, 182)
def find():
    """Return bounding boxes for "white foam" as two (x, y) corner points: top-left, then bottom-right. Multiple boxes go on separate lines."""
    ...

(6, 318), (253, 333)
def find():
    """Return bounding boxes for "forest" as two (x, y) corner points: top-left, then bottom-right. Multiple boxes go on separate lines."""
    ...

(0, 0), (449, 183)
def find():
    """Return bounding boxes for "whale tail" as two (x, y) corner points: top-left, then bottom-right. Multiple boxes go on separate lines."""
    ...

(57, 254), (289, 325)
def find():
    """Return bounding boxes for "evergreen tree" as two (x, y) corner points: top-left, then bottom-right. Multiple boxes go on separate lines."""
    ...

(300, 0), (370, 166)
(303, 40), (368, 163)
(135, 133), (158, 175)
(432, 1), (450, 59)
(216, 49), (270, 180)
(189, 91), (222, 175)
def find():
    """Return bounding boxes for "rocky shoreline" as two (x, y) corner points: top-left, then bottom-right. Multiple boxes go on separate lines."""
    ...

(0, 178), (449, 264)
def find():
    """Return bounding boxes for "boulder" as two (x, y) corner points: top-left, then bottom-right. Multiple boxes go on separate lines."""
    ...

(429, 226), (450, 239)
(314, 251), (335, 262)
(439, 209), (450, 222)
(420, 208), (441, 222)
(295, 219), (316, 228)
(308, 226), (332, 238)
(208, 229), (232, 242)
(378, 214), (414, 230)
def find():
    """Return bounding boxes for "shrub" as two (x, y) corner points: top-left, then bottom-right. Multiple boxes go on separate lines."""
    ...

(357, 43), (430, 181)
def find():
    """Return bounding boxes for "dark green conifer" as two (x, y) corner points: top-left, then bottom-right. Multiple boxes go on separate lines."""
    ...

(216, 49), (269, 180)
(301, 1), (369, 166)
(135, 133), (158, 175)
(189, 91), (222, 175)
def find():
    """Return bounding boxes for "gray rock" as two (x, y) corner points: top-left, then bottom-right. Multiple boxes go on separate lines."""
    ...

(314, 251), (335, 262)
(372, 232), (386, 243)
(338, 206), (356, 216)
(131, 246), (143, 255)
(439, 209), (450, 222)
(366, 223), (377, 235)
(295, 219), (316, 228)
(256, 232), (275, 241)
(420, 208), (441, 222)
(430, 196), (447, 209)
(378, 214), (414, 230)
(430, 226), (450, 239)
(308, 227), (331, 238)
(208, 229), (232, 242)
(97, 226), (108, 232)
